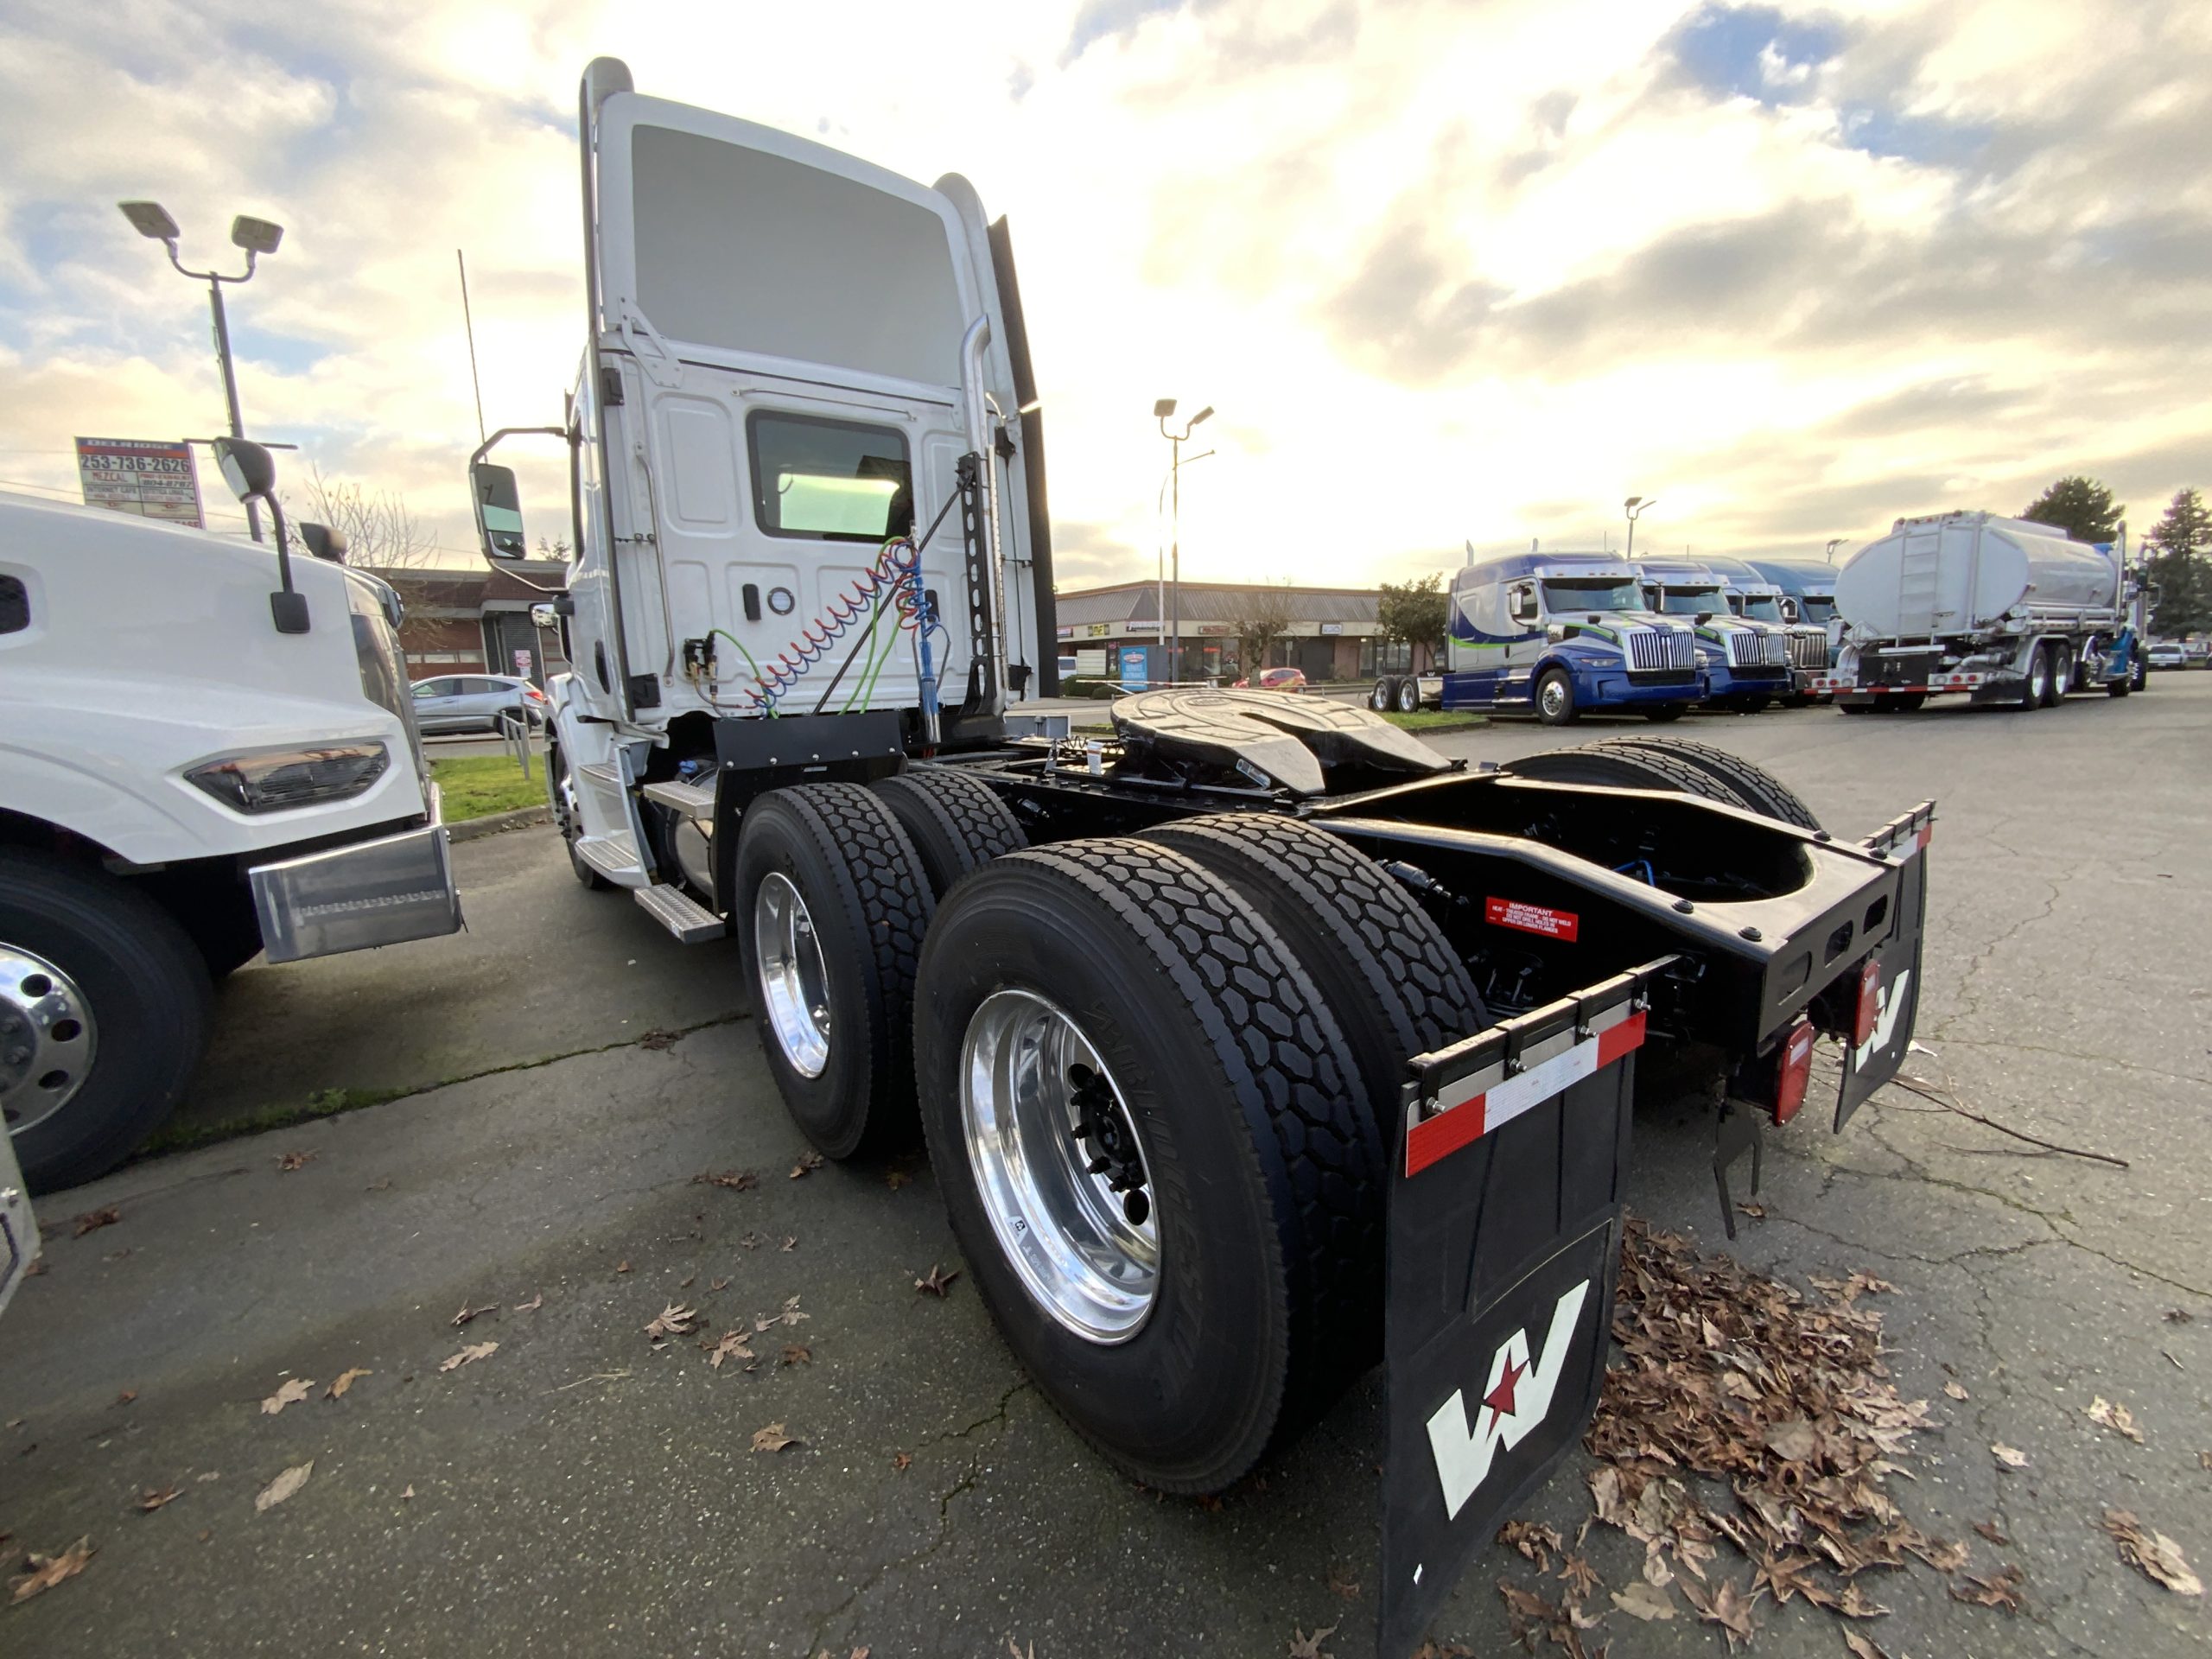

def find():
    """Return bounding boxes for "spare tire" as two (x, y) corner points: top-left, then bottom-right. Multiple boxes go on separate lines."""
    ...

(1584, 735), (1823, 831)
(732, 784), (933, 1159)
(914, 839), (1377, 1493)
(873, 766), (1027, 899)
(1142, 813), (1485, 1134)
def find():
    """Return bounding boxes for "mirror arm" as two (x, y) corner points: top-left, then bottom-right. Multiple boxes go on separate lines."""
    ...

(471, 424), (573, 593)
(262, 494), (309, 634)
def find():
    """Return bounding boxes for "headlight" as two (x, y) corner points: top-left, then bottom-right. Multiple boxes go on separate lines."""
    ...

(187, 742), (390, 813)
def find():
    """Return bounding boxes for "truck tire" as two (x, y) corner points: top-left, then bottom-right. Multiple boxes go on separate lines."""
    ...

(2, 849), (213, 1192)
(2014, 645), (2050, 711)
(733, 784), (933, 1160)
(913, 840), (1379, 1493)
(872, 768), (1027, 899)
(1501, 744), (1745, 812)
(1370, 677), (1400, 713)
(1395, 676), (1421, 714)
(1535, 667), (1578, 726)
(550, 745), (610, 890)
(2044, 643), (2072, 704)
(2131, 652), (2149, 693)
(1586, 735), (1824, 831)
(1142, 814), (1486, 1133)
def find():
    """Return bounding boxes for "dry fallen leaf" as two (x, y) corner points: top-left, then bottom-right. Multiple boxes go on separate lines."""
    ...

(276, 1150), (316, 1172)
(115, 1389), (137, 1407)
(1974, 1521), (2012, 1546)
(136, 1486), (181, 1513)
(694, 1168), (758, 1191)
(1497, 1518), (1562, 1571)
(72, 1206), (121, 1238)
(1737, 1201), (1767, 1220)
(1944, 1381), (1970, 1401)
(915, 1264), (961, 1298)
(887, 1167), (911, 1190)
(1948, 1564), (2026, 1610)
(645, 1304), (700, 1342)
(438, 1341), (498, 1373)
(1286, 1624), (1336, 1659)
(2102, 1510), (2202, 1596)
(401, 1485), (415, 1501)
(1841, 1631), (1891, 1659)
(614, 1259), (632, 1274)
(254, 1462), (313, 1513)
(513, 1293), (543, 1313)
(260, 1377), (315, 1415)
(451, 1301), (499, 1327)
(1764, 1419), (1818, 1463)
(325, 1369), (371, 1401)
(9, 1535), (94, 1603)
(790, 1150), (825, 1179)
(1326, 1564), (1361, 1601)
(1611, 1581), (1676, 1621)
(639, 1027), (682, 1051)
(706, 1330), (755, 1370)
(751, 1421), (804, 1453)
(1681, 1573), (1759, 1650)
(1992, 1442), (2030, 1469)
(779, 1236), (798, 1252)
(2087, 1396), (2145, 1443)
(1558, 1552), (1599, 1599)
(781, 1344), (811, 1367)
(893, 1451), (912, 1471)
(708, 1279), (729, 1294)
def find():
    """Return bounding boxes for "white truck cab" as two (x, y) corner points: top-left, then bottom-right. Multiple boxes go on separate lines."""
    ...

(1630, 559), (1794, 712)
(1, 453), (461, 1190)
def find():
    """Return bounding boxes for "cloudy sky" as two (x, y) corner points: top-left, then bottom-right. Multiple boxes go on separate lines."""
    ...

(3, 0), (2207, 587)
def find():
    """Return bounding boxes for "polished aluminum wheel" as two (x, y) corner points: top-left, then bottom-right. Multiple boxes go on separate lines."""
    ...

(754, 873), (831, 1078)
(1540, 676), (1570, 720)
(961, 990), (1159, 1343)
(0, 944), (96, 1135)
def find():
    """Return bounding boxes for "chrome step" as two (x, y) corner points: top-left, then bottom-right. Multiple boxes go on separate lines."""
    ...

(632, 882), (726, 944)
(578, 761), (623, 787)
(577, 837), (645, 882)
(641, 778), (717, 818)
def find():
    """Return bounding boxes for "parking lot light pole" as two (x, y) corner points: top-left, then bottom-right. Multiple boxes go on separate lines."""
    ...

(1624, 494), (1656, 559)
(1156, 399), (1214, 681)
(119, 202), (284, 543)
(1826, 537), (1845, 563)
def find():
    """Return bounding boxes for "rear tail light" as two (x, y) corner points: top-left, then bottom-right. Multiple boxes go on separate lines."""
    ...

(1774, 1019), (1815, 1123)
(526, 685), (549, 702)
(1853, 958), (1882, 1045)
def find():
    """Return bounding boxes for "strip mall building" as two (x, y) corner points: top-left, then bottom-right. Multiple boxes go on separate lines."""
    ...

(1052, 579), (1438, 685)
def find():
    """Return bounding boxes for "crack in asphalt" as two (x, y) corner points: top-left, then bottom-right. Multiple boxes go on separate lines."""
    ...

(801, 1379), (1034, 1656)
(1929, 877), (2063, 1042)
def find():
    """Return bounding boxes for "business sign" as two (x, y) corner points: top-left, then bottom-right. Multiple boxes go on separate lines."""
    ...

(1120, 646), (1149, 690)
(1320, 621), (1344, 635)
(1055, 624), (1075, 640)
(1084, 622), (1113, 639)
(512, 649), (534, 678)
(74, 437), (203, 527)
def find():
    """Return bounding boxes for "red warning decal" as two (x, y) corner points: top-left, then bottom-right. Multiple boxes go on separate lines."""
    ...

(1484, 897), (1580, 941)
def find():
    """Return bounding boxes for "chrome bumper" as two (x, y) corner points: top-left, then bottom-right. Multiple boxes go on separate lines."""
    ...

(249, 785), (465, 965)
(0, 1129), (35, 1317)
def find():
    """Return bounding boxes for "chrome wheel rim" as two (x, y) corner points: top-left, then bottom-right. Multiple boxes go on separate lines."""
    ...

(1398, 682), (1418, 712)
(961, 990), (1159, 1343)
(1541, 678), (1568, 718)
(1370, 682), (1388, 710)
(754, 873), (831, 1078)
(1, 944), (96, 1136)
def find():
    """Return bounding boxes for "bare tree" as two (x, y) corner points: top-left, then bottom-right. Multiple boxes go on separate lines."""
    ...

(289, 463), (441, 569)
(1228, 581), (1297, 677)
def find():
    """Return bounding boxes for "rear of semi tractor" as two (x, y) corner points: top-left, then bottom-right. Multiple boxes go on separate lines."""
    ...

(474, 61), (1937, 1653)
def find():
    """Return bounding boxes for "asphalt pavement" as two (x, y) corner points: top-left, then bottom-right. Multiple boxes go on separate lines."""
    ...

(5, 680), (2209, 1656)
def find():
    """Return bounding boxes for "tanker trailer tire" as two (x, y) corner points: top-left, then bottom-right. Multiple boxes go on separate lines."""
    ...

(1535, 667), (1578, 726)
(2012, 645), (2050, 712)
(2044, 643), (2072, 704)
(1142, 813), (1487, 1135)
(550, 746), (611, 891)
(733, 784), (934, 1160)
(913, 840), (1379, 1494)
(1586, 735), (1823, 831)
(873, 769), (1027, 900)
(1370, 677), (1400, 713)
(1395, 677), (1421, 714)
(2, 849), (213, 1193)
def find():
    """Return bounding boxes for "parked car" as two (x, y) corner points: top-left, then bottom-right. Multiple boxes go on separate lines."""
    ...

(410, 673), (549, 733)
(1231, 666), (1307, 692)
(2147, 641), (2187, 671)
(2183, 640), (2211, 668)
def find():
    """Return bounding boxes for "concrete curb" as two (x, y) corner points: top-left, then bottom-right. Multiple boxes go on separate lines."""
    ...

(447, 804), (551, 842)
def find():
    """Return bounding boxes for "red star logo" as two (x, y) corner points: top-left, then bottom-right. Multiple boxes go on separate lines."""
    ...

(1483, 1353), (1528, 1421)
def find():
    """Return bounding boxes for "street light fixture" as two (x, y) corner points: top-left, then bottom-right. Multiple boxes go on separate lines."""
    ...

(1624, 494), (1657, 559)
(1826, 537), (1845, 563)
(118, 200), (286, 542)
(1158, 399), (1217, 682)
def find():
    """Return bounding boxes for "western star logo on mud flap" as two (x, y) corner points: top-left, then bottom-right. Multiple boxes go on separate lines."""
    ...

(1424, 1279), (1590, 1518)
(1854, 968), (1913, 1068)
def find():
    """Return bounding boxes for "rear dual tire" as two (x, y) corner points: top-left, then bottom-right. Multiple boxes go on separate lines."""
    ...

(1503, 737), (1822, 830)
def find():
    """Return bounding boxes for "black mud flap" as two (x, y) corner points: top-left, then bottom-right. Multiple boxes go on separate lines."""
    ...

(1377, 958), (1674, 1659)
(1835, 802), (1935, 1131)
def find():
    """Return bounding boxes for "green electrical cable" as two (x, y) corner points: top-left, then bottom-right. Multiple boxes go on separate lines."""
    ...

(709, 628), (776, 715)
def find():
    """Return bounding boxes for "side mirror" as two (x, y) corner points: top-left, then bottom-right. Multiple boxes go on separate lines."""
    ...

(471, 461), (528, 561)
(1780, 598), (1800, 622)
(1695, 611), (1713, 625)
(529, 602), (559, 629)
(299, 522), (348, 563)
(213, 435), (277, 502)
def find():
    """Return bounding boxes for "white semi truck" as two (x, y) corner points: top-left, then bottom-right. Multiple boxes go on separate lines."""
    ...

(1815, 511), (2152, 710)
(476, 60), (1938, 1654)
(0, 445), (463, 1191)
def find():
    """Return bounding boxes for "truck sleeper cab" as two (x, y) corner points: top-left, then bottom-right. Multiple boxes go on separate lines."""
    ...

(1440, 551), (1702, 725)
(1696, 555), (1832, 703)
(480, 60), (1941, 1656)
(1632, 559), (1793, 712)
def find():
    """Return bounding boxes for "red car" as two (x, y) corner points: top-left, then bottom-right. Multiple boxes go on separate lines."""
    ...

(1231, 666), (1307, 692)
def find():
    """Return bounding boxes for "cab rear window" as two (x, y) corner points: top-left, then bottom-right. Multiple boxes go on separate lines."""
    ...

(747, 411), (912, 543)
